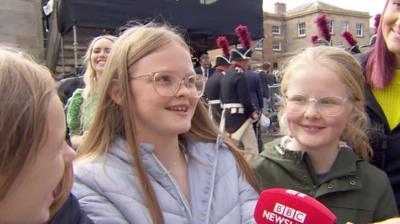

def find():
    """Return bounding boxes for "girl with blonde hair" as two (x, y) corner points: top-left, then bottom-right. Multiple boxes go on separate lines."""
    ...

(251, 46), (397, 223)
(0, 46), (92, 223)
(73, 23), (260, 224)
(67, 35), (117, 148)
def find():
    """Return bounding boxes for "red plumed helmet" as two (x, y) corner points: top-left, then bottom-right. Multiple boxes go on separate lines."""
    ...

(216, 36), (230, 58)
(374, 14), (381, 33)
(342, 31), (357, 46)
(234, 24), (252, 49)
(315, 14), (331, 42)
(311, 35), (319, 45)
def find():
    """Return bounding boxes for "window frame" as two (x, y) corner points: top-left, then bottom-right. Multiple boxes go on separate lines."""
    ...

(297, 22), (306, 37)
(272, 41), (282, 52)
(272, 25), (281, 35)
(355, 23), (364, 37)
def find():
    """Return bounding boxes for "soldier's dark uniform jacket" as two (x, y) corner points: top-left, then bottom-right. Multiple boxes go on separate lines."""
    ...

(204, 68), (224, 124)
(220, 63), (255, 133)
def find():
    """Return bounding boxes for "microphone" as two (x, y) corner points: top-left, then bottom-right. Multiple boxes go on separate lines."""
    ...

(254, 188), (336, 224)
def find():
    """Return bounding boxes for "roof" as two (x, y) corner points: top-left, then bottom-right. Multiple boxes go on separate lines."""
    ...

(286, 0), (369, 17)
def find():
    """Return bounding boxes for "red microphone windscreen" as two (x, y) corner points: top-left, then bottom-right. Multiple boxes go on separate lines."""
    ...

(254, 188), (336, 224)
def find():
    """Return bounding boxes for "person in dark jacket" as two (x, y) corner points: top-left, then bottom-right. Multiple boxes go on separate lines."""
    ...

(220, 25), (258, 160)
(245, 66), (264, 152)
(204, 58), (230, 124)
(204, 36), (231, 125)
(0, 46), (92, 224)
(194, 54), (215, 78)
(356, 0), (400, 211)
(251, 46), (398, 223)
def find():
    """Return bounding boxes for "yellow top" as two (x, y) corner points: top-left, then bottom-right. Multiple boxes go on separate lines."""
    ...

(372, 70), (400, 130)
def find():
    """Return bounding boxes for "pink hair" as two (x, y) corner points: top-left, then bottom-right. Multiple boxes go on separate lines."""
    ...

(366, 0), (395, 89)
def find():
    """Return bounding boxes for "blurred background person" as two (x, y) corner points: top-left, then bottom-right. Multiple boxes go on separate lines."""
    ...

(66, 35), (117, 149)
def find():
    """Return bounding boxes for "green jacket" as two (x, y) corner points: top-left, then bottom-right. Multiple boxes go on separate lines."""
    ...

(66, 89), (98, 136)
(250, 138), (398, 224)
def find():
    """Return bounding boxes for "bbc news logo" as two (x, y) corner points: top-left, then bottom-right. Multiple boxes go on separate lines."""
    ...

(273, 203), (307, 223)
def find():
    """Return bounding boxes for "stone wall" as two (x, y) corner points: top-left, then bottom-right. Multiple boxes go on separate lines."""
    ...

(0, 0), (44, 61)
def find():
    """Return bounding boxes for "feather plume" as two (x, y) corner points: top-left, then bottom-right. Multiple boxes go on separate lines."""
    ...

(216, 36), (230, 58)
(342, 31), (357, 46)
(311, 35), (319, 45)
(374, 14), (381, 33)
(234, 24), (251, 49)
(315, 14), (331, 42)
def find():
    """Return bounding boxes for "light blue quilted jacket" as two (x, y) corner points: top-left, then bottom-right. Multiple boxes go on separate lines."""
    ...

(72, 137), (258, 224)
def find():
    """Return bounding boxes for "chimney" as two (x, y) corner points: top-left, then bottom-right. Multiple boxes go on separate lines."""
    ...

(274, 2), (286, 15)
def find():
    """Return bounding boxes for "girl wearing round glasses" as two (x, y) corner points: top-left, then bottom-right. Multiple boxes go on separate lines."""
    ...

(251, 46), (397, 223)
(72, 23), (260, 224)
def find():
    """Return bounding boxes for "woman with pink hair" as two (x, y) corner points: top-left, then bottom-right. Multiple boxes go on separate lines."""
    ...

(357, 0), (400, 211)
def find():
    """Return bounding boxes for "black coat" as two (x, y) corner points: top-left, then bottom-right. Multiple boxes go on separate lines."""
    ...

(49, 194), (93, 224)
(194, 66), (215, 78)
(258, 71), (276, 99)
(245, 70), (263, 110)
(204, 69), (224, 123)
(220, 64), (255, 132)
(357, 53), (400, 211)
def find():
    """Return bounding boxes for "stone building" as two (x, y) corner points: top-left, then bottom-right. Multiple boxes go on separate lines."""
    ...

(262, 1), (371, 71)
(0, 0), (44, 61)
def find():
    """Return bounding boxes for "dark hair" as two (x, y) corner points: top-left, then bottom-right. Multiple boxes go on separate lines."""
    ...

(262, 62), (271, 70)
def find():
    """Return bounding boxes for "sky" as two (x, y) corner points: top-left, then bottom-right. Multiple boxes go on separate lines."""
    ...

(263, 0), (386, 25)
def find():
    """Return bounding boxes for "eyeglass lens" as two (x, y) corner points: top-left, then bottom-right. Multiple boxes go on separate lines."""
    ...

(285, 95), (346, 116)
(153, 73), (205, 97)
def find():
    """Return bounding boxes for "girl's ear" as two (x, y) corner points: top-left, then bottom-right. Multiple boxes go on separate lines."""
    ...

(110, 79), (122, 105)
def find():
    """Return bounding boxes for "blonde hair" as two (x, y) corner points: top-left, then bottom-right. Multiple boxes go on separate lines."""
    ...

(77, 23), (260, 224)
(0, 46), (71, 217)
(280, 46), (372, 160)
(82, 35), (117, 99)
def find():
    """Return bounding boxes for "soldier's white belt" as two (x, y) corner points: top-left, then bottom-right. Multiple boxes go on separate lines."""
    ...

(208, 99), (221, 105)
(208, 99), (222, 122)
(222, 103), (244, 114)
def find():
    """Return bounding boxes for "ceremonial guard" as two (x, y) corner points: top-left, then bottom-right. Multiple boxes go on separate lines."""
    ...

(220, 25), (258, 159)
(204, 36), (231, 124)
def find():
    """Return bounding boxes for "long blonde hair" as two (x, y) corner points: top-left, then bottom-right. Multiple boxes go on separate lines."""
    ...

(0, 45), (71, 217)
(280, 46), (372, 160)
(77, 23), (260, 224)
(82, 35), (117, 100)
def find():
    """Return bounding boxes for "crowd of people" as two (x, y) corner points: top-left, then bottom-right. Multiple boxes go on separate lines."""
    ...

(0, 0), (400, 223)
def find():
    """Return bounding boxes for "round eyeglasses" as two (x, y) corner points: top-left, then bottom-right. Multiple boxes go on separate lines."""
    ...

(284, 95), (351, 116)
(130, 72), (206, 97)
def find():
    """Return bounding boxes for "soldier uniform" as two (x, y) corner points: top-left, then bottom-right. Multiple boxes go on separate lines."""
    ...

(220, 47), (258, 159)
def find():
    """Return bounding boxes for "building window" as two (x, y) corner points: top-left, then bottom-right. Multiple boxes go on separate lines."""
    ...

(329, 20), (334, 34)
(272, 41), (281, 51)
(272, 25), (281, 35)
(341, 21), (349, 32)
(356, 23), (364, 37)
(255, 39), (263, 51)
(297, 22), (306, 37)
